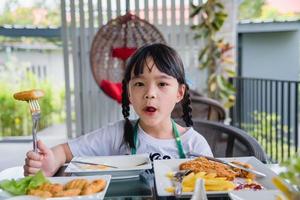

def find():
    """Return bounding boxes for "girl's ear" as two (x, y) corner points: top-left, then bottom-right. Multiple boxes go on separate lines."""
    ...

(176, 84), (186, 103)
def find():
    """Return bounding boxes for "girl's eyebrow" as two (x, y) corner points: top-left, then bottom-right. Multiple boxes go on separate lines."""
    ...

(131, 74), (173, 80)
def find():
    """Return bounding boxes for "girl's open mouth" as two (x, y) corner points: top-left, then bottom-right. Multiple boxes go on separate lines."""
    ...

(144, 106), (157, 113)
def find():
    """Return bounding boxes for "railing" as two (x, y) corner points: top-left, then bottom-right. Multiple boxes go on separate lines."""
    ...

(230, 77), (299, 163)
(26, 65), (48, 80)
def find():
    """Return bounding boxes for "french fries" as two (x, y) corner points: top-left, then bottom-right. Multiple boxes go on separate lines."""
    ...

(166, 171), (236, 193)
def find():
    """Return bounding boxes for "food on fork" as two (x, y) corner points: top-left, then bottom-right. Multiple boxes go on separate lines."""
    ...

(13, 89), (44, 152)
(13, 89), (44, 101)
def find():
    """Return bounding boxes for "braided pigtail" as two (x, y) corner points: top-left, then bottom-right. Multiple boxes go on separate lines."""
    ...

(181, 85), (193, 127)
(121, 79), (135, 149)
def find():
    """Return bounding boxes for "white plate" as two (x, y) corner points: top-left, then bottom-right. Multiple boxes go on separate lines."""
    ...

(154, 156), (278, 197)
(228, 190), (281, 200)
(0, 175), (111, 200)
(0, 166), (24, 181)
(65, 154), (152, 179)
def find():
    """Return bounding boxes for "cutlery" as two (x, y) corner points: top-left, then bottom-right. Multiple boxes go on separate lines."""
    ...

(187, 153), (266, 178)
(173, 169), (192, 197)
(70, 160), (149, 169)
(13, 90), (43, 153)
(28, 100), (41, 153)
(70, 160), (119, 168)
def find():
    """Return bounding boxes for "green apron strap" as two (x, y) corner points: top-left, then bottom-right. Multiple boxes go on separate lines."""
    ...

(171, 119), (186, 159)
(131, 120), (139, 155)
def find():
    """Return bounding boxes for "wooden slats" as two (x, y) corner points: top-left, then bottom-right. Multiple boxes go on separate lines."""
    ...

(60, 0), (73, 138)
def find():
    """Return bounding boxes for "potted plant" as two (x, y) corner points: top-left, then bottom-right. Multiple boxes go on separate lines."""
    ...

(190, 0), (236, 108)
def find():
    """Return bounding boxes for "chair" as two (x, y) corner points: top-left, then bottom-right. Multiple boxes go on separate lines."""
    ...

(176, 119), (268, 163)
(90, 13), (166, 103)
(172, 91), (226, 122)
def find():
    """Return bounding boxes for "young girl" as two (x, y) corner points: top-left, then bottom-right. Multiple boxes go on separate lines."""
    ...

(24, 43), (213, 176)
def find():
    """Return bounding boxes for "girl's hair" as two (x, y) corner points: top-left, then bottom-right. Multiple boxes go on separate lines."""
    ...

(122, 43), (193, 149)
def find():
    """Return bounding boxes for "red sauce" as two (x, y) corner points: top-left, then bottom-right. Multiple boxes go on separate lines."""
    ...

(234, 183), (264, 191)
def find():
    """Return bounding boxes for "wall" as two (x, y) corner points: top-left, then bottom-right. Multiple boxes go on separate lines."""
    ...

(240, 31), (300, 81)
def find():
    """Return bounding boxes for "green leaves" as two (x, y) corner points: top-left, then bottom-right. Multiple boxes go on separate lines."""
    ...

(0, 171), (49, 195)
(0, 58), (66, 137)
(190, 0), (236, 108)
(280, 155), (300, 191)
(190, 3), (203, 18)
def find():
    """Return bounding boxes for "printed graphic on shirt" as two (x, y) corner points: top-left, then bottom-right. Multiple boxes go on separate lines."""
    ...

(146, 152), (171, 174)
(149, 152), (171, 161)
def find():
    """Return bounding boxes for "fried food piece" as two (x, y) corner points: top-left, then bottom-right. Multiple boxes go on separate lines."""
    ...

(81, 179), (106, 195)
(54, 189), (82, 197)
(27, 189), (53, 198)
(64, 178), (89, 190)
(231, 161), (256, 179)
(13, 89), (44, 101)
(179, 157), (237, 180)
(37, 183), (64, 194)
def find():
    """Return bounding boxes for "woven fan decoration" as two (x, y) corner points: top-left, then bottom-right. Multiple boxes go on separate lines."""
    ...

(90, 13), (166, 103)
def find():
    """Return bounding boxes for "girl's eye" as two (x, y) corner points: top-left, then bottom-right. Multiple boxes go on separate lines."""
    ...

(158, 82), (168, 87)
(134, 82), (144, 86)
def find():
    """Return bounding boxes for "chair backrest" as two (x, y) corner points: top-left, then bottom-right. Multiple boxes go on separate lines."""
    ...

(176, 119), (268, 163)
(172, 93), (226, 122)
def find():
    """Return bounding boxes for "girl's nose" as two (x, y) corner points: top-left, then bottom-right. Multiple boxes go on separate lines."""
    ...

(144, 94), (155, 99)
(144, 86), (156, 99)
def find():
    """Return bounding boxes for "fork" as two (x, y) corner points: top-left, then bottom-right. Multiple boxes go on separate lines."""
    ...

(28, 99), (41, 153)
(173, 169), (192, 197)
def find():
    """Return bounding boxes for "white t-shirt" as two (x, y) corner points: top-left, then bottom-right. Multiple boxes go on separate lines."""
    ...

(68, 120), (213, 161)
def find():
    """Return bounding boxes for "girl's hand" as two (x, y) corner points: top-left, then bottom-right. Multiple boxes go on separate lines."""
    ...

(24, 140), (57, 177)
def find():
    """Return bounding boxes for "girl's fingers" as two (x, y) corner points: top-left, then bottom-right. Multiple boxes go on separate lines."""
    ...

(37, 140), (51, 155)
(25, 158), (43, 168)
(23, 165), (40, 175)
(26, 151), (42, 161)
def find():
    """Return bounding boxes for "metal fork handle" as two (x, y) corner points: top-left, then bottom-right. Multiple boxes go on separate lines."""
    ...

(174, 179), (183, 197)
(32, 113), (40, 153)
(174, 170), (191, 197)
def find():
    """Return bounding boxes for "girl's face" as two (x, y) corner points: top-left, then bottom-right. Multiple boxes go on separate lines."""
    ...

(128, 58), (185, 127)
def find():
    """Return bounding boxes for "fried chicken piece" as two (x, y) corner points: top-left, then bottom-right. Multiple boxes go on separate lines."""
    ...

(64, 178), (89, 190)
(27, 189), (53, 198)
(54, 188), (82, 197)
(81, 179), (106, 195)
(231, 161), (256, 179)
(179, 157), (237, 180)
(37, 183), (64, 194)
